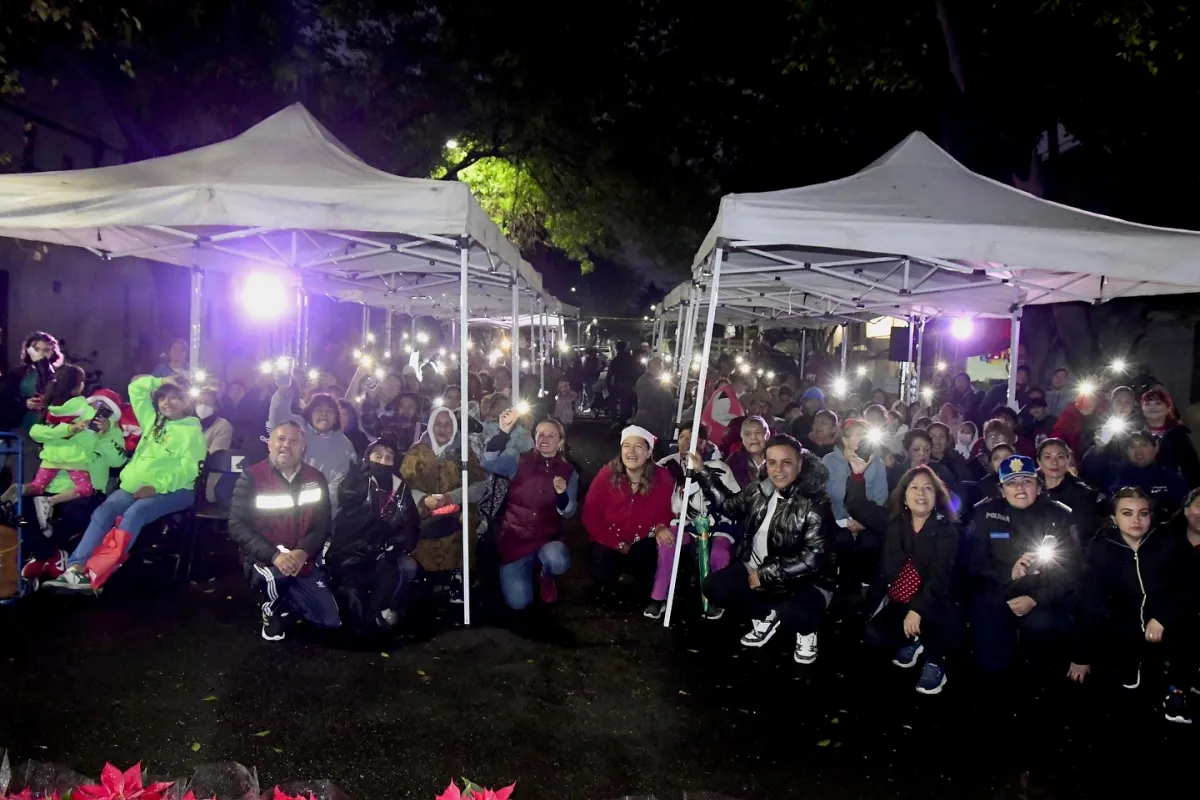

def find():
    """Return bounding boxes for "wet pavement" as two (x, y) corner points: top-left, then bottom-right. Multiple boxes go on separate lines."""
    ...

(1, 418), (1195, 799)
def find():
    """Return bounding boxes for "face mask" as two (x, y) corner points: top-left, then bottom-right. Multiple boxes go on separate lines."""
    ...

(958, 434), (973, 446)
(368, 461), (394, 480)
(195, 404), (214, 420)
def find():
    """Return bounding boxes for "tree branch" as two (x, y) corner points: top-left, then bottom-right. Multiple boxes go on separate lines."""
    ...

(441, 147), (502, 180)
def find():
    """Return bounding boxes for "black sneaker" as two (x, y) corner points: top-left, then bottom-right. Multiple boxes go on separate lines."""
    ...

(892, 638), (925, 669)
(262, 608), (285, 642)
(642, 600), (665, 619)
(448, 569), (464, 604)
(704, 605), (725, 620)
(1164, 687), (1192, 725)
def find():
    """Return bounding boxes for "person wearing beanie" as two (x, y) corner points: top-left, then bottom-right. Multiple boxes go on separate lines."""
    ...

(582, 425), (676, 604)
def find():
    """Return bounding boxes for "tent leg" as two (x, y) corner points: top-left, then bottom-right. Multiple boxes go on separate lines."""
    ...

(362, 305), (371, 348)
(673, 285), (700, 439)
(914, 316), (927, 405)
(905, 316), (916, 404)
(665, 250), (724, 629)
(458, 241), (471, 626)
(510, 270), (520, 396)
(799, 329), (807, 381)
(295, 288), (309, 367)
(840, 324), (849, 372)
(672, 303), (685, 367)
(188, 268), (203, 372)
(384, 310), (393, 355)
(1007, 307), (1022, 408)
(539, 301), (547, 396)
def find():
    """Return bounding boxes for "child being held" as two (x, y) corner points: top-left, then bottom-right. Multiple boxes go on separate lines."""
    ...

(20, 365), (97, 532)
(554, 379), (578, 427)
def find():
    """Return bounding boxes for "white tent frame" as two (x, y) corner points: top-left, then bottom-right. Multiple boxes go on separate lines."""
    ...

(660, 132), (1200, 628)
(0, 103), (575, 625)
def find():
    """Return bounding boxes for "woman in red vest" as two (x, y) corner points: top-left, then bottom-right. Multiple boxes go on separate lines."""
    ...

(481, 408), (579, 609)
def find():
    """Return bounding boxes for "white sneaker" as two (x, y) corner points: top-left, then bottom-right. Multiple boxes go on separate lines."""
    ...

(739, 610), (779, 647)
(32, 496), (53, 533)
(794, 632), (819, 664)
(380, 609), (400, 627)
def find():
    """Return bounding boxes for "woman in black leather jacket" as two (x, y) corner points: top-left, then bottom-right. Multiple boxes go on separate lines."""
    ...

(847, 464), (960, 695)
(690, 433), (838, 665)
(330, 438), (421, 633)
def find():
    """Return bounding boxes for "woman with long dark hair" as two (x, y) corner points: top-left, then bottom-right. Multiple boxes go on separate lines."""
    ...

(44, 375), (207, 592)
(848, 464), (960, 695)
(0, 332), (62, 482)
(270, 388), (357, 516)
(1069, 487), (1198, 724)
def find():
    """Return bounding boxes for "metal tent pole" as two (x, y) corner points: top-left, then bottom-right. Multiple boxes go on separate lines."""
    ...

(188, 267), (203, 372)
(905, 316), (916, 404)
(510, 271), (520, 396)
(672, 285), (700, 438)
(458, 241), (471, 625)
(1007, 308), (1022, 408)
(841, 324), (849, 372)
(914, 316), (927, 404)
(362, 305), (371, 348)
(384, 310), (393, 355)
(799, 328), (807, 381)
(665, 250), (724, 629)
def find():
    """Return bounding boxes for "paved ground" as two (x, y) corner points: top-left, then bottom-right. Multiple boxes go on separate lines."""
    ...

(1, 417), (1195, 799)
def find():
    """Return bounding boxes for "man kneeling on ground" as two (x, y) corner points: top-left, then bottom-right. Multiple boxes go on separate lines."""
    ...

(689, 433), (837, 664)
(229, 420), (340, 641)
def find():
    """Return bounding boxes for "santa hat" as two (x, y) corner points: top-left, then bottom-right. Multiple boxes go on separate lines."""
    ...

(88, 388), (124, 421)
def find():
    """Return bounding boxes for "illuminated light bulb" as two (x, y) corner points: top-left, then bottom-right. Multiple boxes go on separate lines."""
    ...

(446, 139), (458, 149)
(1103, 417), (1128, 437)
(855, 365), (867, 377)
(383, 350), (391, 359)
(467, 340), (474, 350)
(449, 352), (458, 361)
(690, 362), (699, 372)
(521, 359), (530, 369)
(664, 353), (672, 362)
(1109, 358), (1127, 373)
(1036, 535), (1058, 565)
(260, 361), (274, 375)
(738, 364), (750, 374)
(374, 368), (385, 380)
(404, 344), (413, 353)
(935, 361), (948, 372)
(402, 332), (409, 340)
(831, 377), (848, 397)
(766, 371), (775, 380)
(1077, 381), (1096, 396)
(416, 332), (430, 344)
(188, 387), (201, 399)
(558, 341), (569, 353)
(307, 369), (320, 382)
(658, 372), (672, 384)
(756, 368), (764, 376)
(640, 357), (648, 365)
(352, 349), (362, 359)
(193, 369), (207, 384)
(439, 348), (446, 357)
(921, 386), (934, 402)
(275, 356), (291, 372)
(433, 396), (444, 408)
(592, 318), (598, 325)
(500, 338), (511, 351)
(735, 355), (744, 364)
(356, 395), (365, 404)
(515, 401), (531, 415)
(865, 427), (884, 445)
(360, 355), (374, 367)
(366, 333), (376, 344)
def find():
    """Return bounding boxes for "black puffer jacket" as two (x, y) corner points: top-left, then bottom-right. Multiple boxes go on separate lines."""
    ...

(330, 460), (421, 567)
(965, 495), (1080, 605)
(1073, 526), (1199, 664)
(696, 448), (837, 595)
(846, 480), (960, 618)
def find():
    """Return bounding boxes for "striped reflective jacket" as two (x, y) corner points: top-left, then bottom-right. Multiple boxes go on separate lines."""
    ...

(229, 459), (331, 569)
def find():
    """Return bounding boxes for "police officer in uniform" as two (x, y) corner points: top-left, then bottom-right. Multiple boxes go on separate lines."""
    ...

(964, 455), (1080, 676)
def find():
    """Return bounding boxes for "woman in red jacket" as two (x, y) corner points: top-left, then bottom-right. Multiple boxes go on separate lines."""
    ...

(583, 425), (676, 604)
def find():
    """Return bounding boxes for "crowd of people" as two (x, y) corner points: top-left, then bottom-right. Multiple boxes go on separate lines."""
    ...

(2, 331), (1199, 725)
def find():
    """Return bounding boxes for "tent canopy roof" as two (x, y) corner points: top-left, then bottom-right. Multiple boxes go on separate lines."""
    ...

(0, 103), (571, 318)
(690, 132), (1200, 320)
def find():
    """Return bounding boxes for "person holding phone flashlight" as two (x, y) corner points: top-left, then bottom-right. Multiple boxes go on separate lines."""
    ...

(965, 455), (1080, 677)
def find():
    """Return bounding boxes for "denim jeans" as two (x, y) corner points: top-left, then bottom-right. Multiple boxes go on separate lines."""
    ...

(499, 540), (570, 610)
(67, 487), (196, 568)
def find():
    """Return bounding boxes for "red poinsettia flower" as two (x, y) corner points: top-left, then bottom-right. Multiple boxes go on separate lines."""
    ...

(1, 788), (48, 800)
(270, 789), (317, 800)
(74, 763), (174, 800)
(435, 781), (515, 800)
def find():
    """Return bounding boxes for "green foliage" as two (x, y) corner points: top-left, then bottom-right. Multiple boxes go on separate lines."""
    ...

(1, 1), (139, 97)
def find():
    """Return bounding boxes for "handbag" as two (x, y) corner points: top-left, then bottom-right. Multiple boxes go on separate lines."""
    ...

(887, 556), (923, 604)
(84, 521), (132, 589)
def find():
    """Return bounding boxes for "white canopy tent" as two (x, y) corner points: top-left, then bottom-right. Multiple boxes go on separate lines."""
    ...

(0, 102), (562, 623)
(661, 130), (1200, 627)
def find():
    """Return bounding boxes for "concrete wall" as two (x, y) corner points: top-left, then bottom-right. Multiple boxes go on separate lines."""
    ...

(0, 242), (163, 389)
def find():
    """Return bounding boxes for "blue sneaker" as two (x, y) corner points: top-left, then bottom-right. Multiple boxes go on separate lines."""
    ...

(892, 638), (924, 668)
(915, 661), (947, 695)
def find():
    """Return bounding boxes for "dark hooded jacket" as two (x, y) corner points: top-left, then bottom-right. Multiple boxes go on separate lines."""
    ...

(1073, 526), (1199, 664)
(695, 448), (837, 596)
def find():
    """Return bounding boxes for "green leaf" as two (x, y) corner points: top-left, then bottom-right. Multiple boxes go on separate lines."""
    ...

(252, 730), (271, 737)
(831, 717), (840, 724)
(816, 739), (831, 747)
(202, 695), (217, 702)
(190, 743), (201, 752)
(380, 652), (390, 658)
(416, 669), (427, 676)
